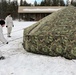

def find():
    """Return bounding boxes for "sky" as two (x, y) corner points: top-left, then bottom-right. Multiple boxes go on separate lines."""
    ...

(26, 0), (67, 4)
(10, 0), (42, 4)
(26, 0), (42, 4)
(10, 0), (67, 4)
(27, 0), (67, 4)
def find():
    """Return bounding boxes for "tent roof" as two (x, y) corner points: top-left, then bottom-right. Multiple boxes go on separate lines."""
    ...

(18, 6), (65, 13)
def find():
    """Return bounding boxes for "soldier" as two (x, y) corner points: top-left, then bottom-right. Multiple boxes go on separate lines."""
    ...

(0, 20), (8, 44)
(68, 0), (72, 5)
(5, 13), (14, 37)
(0, 20), (8, 60)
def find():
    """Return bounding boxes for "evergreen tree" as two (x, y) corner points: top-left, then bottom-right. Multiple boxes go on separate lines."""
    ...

(20, 0), (23, 6)
(22, 0), (31, 6)
(6, 0), (18, 19)
(40, 0), (51, 6)
(23, 0), (27, 6)
(34, 0), (37, 6)
(0, 0), (8, 19)
(12, 0), (18, 19)
(45, 0), (52, 6)
(23, 0), (31, 6)
(9, 0), (11, 4)
(52, 0), (60, 6)
(60, 0), (65, 6)
(40, 0), (45, 6)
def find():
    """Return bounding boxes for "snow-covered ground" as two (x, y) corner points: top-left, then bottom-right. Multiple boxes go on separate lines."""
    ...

(0, 21), (76, 75)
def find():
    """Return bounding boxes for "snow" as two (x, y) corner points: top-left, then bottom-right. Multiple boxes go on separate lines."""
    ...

(0, 20), (76, 75)
(23, 8), (61, 12)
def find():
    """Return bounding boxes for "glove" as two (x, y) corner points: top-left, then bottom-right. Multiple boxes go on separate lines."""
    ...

(3, 42), (8, 44)
(6, 42), (8, 44)
(0, 56), (5, 60)
(6, 26), (8, 27)
(13, 25), (14, 27)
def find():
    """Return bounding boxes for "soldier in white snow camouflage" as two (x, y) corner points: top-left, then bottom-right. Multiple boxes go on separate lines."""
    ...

(5, 13), (14, 37)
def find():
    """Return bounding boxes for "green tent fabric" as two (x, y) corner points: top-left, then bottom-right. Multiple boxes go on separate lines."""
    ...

(23, 6), (76, 59)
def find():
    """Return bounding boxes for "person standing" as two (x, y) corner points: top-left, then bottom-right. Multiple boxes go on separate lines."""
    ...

(5, 13), (14, 37)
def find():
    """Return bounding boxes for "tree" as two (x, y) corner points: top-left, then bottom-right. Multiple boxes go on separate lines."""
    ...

(9, 0), (11, 4)
(12, 0), (18, 19)
(34, 0), (37, 6)
(60, 0), (65, 6)
(0, 0), (8, 19)
(52, 0), (60, 6)
(40, 0), (52, 6)
(23, 0), (27, 6)
(20, 0), (23, 6)
(46, 0), (52, 5)
(23, 0), (31, 6)
(40, 0), (45, 6)
(51, 0), (65, 6)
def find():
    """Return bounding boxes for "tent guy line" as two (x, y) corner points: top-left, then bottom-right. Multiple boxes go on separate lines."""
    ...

(0, 37), (22, 47)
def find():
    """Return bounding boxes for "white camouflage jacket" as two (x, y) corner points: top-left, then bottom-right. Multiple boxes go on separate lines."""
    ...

(0, 25), (7, 44)
(5, 15), (13, 27)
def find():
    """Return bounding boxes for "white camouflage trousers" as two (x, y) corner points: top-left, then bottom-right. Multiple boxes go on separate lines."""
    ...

(7, 27), (12, 36)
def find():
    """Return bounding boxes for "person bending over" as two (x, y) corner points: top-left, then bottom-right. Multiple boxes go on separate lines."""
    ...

(0, 20), (8, 44)
(0, 20), (8, 60)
